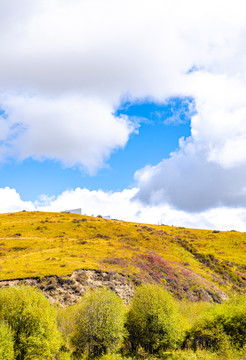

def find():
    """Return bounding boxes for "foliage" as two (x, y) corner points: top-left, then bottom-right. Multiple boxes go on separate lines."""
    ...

(1, 282), (246, 360)
(125, 284), (183, 354)
(0, 286), (61, 360)
(56, 351), (72, 360)
(94, 349), (245, 360)
(184, 318), (230, 352)
(178, 300), (215, 329)
(57, 304), (79, 349)
(71, 288), (126, 357)
(98, 349), (245, 360)
(215, 294), (246, 348)
(184, 294), (246, 351)
(158, 349), (241, 359)
(0, 320), (14, 360)
(99, 354), (125, 360)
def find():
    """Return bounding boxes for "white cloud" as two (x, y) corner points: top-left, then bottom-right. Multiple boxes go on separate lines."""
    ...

(135, 70), (246, 211)
(2, 186), (246, 232)
(0, 94), (134, 173)
(135, 143), (246, 212)
(0, 0), (246, 213)
(0, 187), (34, 213)
(31, 187), (246, 232)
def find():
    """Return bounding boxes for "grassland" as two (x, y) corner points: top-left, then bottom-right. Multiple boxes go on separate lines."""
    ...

(0, 211), (245, 300)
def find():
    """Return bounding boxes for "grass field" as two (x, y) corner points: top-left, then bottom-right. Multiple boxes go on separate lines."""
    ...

(0, 211), (245, 300)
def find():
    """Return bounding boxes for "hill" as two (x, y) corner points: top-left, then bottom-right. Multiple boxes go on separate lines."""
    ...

(0, 211), (245, 304)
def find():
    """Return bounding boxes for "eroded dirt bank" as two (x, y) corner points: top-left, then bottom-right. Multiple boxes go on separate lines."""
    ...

(0, 269), (135, 307)
(0, 267), (228, 307)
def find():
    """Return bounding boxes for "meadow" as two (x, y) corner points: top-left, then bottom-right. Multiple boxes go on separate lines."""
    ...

(0, 211), (245, 301)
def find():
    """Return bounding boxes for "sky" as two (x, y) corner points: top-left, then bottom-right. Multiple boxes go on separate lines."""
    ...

(1, 0), (246, 230)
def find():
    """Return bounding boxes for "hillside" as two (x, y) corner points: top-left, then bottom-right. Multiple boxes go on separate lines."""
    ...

(0, 211), (245, 303)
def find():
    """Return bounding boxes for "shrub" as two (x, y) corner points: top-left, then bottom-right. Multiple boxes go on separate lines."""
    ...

(185, 294), (246, 352)
(184, 317), (230, 352)
(125, 284), (183, 354)
(0, 321), (14, 360)
(216, 294), (246, 348)
(0, 286), (61, 360)
(71, 288), (125, 357)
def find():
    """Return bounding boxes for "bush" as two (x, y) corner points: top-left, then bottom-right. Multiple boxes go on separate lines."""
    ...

(216, 294), (246, 348)
(0, 286), (61, 360)
(185, 294), (246, 351)
(71, 288), (125, 357)
(0, 321), (14, 360)
(184, 317), (230, 352)
(125, 284), (183, 354)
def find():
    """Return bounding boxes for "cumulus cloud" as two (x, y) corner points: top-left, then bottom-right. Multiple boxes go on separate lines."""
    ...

(0, 187), (34, 213)
(135, 71), (246, 211)
(133, 3), (246, 212)
(135, 141), (246, 212)
(1, 0), (246, 213)
(0, 94), (133, 173)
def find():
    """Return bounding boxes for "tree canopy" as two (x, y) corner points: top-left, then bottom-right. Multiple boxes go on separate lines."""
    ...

(0, 286), (61, 360)
(126, 283), (182, 353)
(72, 288), (125, 357)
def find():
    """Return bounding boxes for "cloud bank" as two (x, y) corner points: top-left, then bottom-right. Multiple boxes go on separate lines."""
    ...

(135, 71), (246, 211)
(1, 187), (246, 232)
(1, 0), (246, 217)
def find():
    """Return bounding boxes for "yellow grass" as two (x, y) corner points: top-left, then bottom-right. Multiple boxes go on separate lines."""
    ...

(0, 211), (245, 297)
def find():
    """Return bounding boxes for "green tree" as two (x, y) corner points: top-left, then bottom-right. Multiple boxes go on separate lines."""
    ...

(125, 284), (182, 354)
(72, 288), (125, 357)
(0, 286), (61, 360)
(0, 321), (14, 360)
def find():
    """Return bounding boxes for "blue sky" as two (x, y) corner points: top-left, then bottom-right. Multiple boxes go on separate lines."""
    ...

(0, 98), (192, 201)
(1, 0), (246, 231)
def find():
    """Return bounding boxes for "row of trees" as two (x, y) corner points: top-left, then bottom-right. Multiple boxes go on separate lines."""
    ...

(0, 284), (246, 359)
(68, 284), (182, 358)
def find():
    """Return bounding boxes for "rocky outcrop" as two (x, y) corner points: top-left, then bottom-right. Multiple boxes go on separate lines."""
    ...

(0, 265), (228, 307)
(0, 269), (134, 307)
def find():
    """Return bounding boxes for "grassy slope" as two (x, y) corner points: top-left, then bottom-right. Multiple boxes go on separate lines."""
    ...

(0, 211), (245, 300)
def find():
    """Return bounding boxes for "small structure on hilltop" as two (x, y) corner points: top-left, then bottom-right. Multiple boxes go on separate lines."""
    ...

(61, 208), (82, 215)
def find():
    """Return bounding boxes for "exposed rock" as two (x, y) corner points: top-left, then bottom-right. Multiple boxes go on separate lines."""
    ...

(0, 269), (134, 307)
(0, 266), (228, 307)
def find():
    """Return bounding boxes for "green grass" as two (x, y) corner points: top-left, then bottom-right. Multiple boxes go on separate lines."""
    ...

(0, 211), (245, 299)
